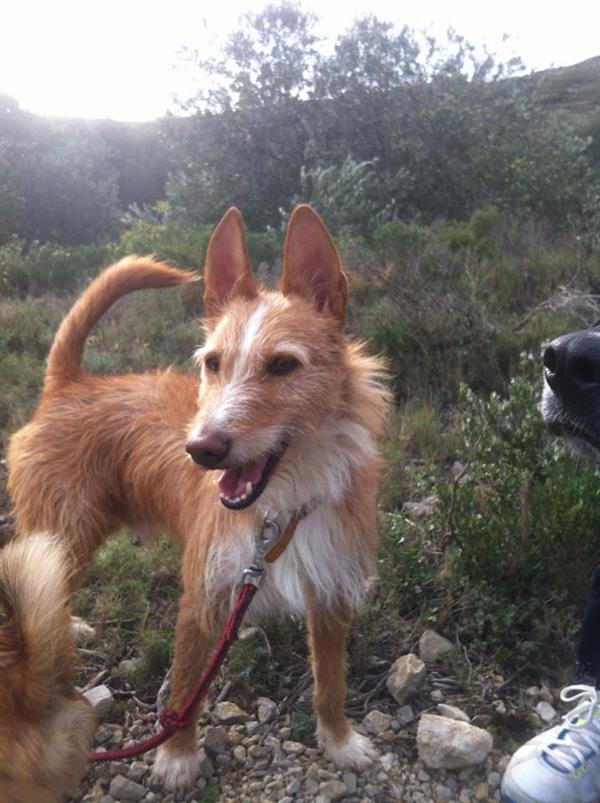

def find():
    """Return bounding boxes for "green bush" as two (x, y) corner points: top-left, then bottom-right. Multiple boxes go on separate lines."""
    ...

(0, 237), (111, 297)
(440, 370), (600, 599)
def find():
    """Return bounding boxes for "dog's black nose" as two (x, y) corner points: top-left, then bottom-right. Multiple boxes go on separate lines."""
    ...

(186, 431), (232, 468)
(544, 330), (600, 399)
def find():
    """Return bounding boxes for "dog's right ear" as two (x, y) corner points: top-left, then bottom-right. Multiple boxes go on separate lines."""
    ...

(204, 208), (257, 317)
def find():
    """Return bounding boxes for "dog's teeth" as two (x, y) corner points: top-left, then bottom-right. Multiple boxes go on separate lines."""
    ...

(245, 481), (253, 495)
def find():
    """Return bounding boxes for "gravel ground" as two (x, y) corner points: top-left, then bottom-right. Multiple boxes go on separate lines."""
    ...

(73, 702), (511, 803)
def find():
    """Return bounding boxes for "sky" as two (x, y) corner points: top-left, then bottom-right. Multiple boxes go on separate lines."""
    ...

(1, 0), (599, 121)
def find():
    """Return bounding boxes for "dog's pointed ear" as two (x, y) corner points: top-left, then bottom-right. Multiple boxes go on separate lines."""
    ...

(281, 205), (348, 324)
(204, 208), (257, 316)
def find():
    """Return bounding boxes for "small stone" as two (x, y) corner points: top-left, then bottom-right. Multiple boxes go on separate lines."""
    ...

(430, 689), (444, 702)
(536, 701), (556, 724)
(436, 785), (453, 800)
(418, 630), (454, 663)
(94, 723), (114, 744)
(245, 719), (261, 735)
(203, 725), (228, 755)
(279, 798), (294, 803)
(127, 761), (147, 782)
(343, 772), (357, 794)
(438, 704), (470, 723)
(492, 699), (506, 715)
(198, 748), (215, 778)
(417, 714), (493, 769)
(474, 782), (489, 800)
(72, 617), (96, 642)
(282, 740), (305, 755)
(403, 494), (439, 518)
(319, 779), (347, 800)
(380, 753), (395, 772)
(257, 696), (278, 723)
(118, 658), (139, 676)
(318, 769), (338, 781)
(233, 745), (247, 764)
(363, 709), (392, 735)
(397, 704), (415, 725)
(109, 775), (145, 801)
(488, 771), (501, 787)
(386, 653), (426, 704)
(525, 685), (540, 698)
(212, 701), (247, 724)
(83, 684), (114, 717)
(286, 779), (301, 795)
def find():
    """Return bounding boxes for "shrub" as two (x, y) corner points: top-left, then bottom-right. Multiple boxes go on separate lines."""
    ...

(0, 237), (111, 297)
(439, 369), (600, 600)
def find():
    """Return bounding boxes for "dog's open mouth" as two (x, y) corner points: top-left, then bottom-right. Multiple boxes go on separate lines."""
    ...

(218, 443), (288, 510)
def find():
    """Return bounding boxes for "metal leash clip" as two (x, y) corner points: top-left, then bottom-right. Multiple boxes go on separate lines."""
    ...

(242, 516), (282, 588)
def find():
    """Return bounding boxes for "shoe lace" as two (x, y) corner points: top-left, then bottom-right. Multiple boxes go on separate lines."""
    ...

(542, 685), (600, 773)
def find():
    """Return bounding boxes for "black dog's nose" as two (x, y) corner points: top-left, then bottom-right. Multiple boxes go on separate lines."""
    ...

(186, 431), (232, 468)
(544, 330), (600, 398)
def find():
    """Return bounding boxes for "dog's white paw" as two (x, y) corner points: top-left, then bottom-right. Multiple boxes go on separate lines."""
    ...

(70, 616), (96, 643)
(318, 726), (379, 770)
(152, 747), (200, 792)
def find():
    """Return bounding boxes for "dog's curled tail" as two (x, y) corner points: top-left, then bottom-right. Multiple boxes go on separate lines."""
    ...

(45, 256), (198, 394)
(0, 534), (74, 714)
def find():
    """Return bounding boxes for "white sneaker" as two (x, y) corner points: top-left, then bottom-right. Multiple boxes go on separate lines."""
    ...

(501, 685), (600, 803)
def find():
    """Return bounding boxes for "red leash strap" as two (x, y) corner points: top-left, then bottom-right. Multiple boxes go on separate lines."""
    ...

(87, 582), (258, 762)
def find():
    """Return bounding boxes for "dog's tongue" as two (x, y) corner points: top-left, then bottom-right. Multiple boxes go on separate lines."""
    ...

(219, 458), (268, 498)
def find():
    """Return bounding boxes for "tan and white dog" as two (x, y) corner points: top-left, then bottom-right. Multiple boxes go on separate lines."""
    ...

(0, 534), (96, 802)
(7, 205), (391, 793)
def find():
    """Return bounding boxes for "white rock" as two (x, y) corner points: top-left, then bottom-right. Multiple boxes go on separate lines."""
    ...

(417, 714), (493, 769)
(418, 630), (454, 663)
(536, 701), (557, 724)
(212, 701), (247, 724)
(319, 779), (347, 800)
(83, 684), (114, 717)
(438, 704), (470, 723)
(256, 696), (277, 723)
(386, 653), (426, 704)
(109, 775), (145, 801)
(403, 494), (439, 518)
(363, 709), (392, 734)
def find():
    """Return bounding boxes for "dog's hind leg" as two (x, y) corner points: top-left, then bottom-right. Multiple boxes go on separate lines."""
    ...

(307, 602), (379, 771)
(151, 593), (217, 792)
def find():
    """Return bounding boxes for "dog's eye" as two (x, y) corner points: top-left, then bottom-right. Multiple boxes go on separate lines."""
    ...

(205, 355), (220, 373)
(267, 356), (300, 376)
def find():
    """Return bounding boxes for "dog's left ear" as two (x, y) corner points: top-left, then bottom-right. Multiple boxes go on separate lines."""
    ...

(281, 205), (348, 324)
(204, 207), (257, 316)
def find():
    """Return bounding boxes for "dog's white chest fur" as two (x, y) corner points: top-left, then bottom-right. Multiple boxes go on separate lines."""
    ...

(204, 504), (368, 620)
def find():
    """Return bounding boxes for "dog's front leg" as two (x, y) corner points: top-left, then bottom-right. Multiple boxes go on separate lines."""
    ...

(307, 602), (379, 771)
(152, 593), (216, 792)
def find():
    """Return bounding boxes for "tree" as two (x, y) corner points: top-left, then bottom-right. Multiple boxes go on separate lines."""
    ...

(0, 96), (121, 245)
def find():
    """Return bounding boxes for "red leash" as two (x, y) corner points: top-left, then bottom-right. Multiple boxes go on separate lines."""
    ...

(87, 510), (309, 763)
(88, 582), (257, 762)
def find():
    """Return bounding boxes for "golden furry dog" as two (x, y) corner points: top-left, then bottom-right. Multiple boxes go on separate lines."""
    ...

(0, 534), (96, 802)
(7, 205), (391, 793)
